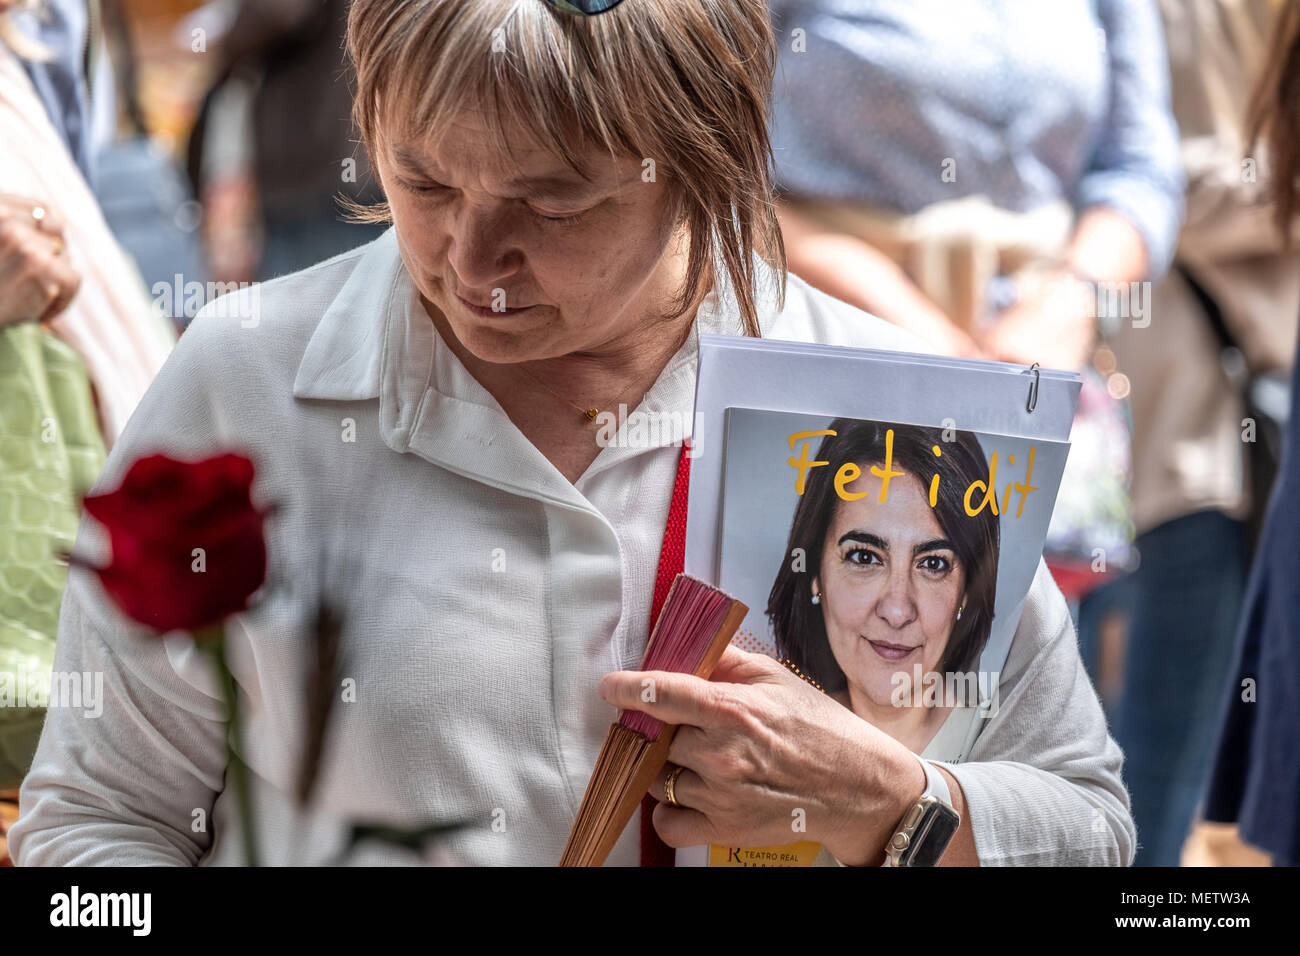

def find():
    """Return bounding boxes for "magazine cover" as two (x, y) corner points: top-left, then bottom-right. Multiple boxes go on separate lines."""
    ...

(680, 337), (1081, 866)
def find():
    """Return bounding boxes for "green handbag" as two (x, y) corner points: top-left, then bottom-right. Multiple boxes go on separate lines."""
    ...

(0, 322), (107, 789)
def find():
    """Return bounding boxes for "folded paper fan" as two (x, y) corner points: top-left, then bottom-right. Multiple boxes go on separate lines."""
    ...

(561, 573), (748, 867)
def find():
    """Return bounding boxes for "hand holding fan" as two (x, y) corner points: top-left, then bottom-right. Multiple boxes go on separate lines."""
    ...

(560, 573), (747, 866)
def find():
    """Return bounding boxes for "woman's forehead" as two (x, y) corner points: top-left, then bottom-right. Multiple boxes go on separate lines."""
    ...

(382, 108), (633, 195)
(828, 471), (946, 539)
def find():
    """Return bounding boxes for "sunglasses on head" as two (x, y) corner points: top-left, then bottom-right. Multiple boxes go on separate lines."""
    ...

(540, 0), (627, 15)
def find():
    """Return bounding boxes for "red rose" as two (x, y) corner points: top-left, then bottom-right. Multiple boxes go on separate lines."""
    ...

(81, 452), (269, 634)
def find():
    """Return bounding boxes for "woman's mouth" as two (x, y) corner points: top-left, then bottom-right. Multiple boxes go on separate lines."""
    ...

(455, 294), (537, 318)
(865, 638), (919, 662)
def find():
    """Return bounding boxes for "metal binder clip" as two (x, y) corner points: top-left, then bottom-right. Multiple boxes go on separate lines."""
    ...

(1025, 363), (1040, 413)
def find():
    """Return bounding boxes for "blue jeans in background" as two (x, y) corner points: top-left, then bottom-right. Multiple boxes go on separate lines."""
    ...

(1114, 509), (1248, 867)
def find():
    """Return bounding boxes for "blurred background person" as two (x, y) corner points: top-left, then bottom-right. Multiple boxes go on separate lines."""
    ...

(1109, 0), (1298, 868)
(1199, 0), (1300, 870)
(0, 0), (175, 447)
(184, 0), (386, 282)
(93, 0), (209, 317)
(3, 0), (207, 326)
(764, 0), (1184, 668)
(3, 0), (98, 182)
(0, 0), (174, 863)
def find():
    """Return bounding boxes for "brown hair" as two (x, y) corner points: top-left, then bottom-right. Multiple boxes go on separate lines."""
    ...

(766, 420), (1001, 692)
(1249, 0), (1300, 240)
(345, 0), (787, 336)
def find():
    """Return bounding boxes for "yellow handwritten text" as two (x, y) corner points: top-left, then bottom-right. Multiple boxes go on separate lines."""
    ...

(786, 428), (1040, 518)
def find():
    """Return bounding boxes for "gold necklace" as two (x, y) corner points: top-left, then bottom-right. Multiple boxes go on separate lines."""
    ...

(513, 361), (645, 424)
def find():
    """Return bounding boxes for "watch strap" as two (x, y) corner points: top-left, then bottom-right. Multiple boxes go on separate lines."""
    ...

(916, 753), (952, 807)
(833, 753), (957, 867)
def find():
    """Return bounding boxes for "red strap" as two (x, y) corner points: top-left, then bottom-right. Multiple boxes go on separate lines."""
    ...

(650, 441), (692, 627)
(640, 441), (692, 867)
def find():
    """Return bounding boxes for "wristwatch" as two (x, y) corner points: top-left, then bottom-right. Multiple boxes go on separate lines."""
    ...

(881, 754), (961, 867)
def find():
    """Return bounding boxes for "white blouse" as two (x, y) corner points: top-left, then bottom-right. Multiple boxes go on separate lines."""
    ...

(10, 229), (1135, 866)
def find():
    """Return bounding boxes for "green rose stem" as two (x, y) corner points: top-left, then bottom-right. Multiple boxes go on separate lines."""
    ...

(196, 623), (260, 868)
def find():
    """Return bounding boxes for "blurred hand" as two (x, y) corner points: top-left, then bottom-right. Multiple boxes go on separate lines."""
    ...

(0, 194), (80, 330)
(981, 207), (1147, 371)
(976, 269), (1097, 370)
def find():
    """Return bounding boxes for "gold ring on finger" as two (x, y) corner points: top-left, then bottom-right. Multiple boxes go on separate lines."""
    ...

(48, 235), (64, 257)
(664, 764), (686, 809)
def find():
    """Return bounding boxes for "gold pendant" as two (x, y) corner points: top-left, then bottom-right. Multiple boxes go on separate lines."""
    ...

(584, 407), (599, 421)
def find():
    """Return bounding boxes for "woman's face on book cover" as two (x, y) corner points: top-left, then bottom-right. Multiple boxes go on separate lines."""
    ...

(813, 467), (967, 711)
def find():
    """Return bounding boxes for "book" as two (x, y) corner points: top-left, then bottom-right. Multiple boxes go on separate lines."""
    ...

(677, 336), (1080, 866)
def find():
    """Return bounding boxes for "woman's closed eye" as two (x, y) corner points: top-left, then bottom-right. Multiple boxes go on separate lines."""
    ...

(526, 205), (588, 226)
(396, 177), (447, 196)
(395, 178), (588, 225)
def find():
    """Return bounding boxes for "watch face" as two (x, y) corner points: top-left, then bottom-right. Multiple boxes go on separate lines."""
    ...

(901, 803), (961, 867)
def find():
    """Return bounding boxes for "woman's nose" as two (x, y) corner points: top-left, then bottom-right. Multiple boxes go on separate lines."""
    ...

(875, 567), (918, 630)
(446, 202), (520, 290)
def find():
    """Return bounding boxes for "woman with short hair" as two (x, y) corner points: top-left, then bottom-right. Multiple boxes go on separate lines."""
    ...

(11, 0), (1133, 867)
